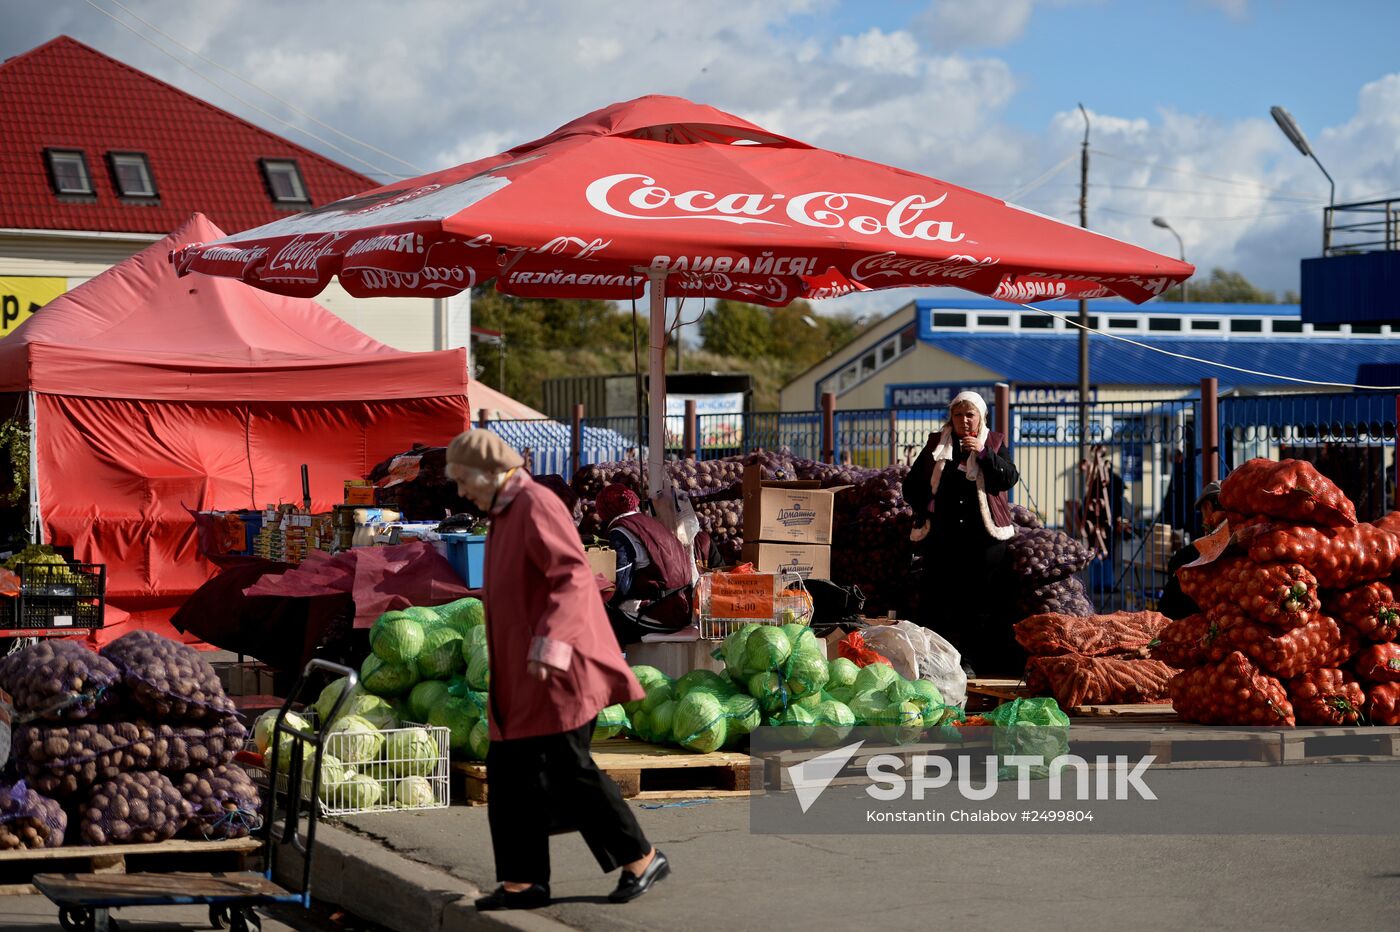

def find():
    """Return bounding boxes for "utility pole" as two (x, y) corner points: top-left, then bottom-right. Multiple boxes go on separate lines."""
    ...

(1077, 103), (1092, 486)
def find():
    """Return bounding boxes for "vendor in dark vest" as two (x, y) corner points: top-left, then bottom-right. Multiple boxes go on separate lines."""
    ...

(903, 391), (1019, 675)
(596, 484), (695, 647)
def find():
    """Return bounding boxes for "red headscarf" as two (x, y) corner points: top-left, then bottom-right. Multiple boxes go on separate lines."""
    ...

(596, 483), (640, 527)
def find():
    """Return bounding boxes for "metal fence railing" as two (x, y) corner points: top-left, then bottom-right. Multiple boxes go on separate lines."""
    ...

(1010, 397), (1200, 613)
(484, 391), (1399, 612)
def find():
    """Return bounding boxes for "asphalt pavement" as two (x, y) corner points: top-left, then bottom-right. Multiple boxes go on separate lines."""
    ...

(338, 763), (1400, 932)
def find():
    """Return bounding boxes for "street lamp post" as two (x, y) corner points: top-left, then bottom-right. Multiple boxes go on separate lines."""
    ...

(1152, 216), (1187, 302)
(1270, 106), (1335, 207)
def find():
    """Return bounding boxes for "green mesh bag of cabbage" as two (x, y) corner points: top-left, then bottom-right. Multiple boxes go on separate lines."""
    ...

(983, 697), (1071, 779)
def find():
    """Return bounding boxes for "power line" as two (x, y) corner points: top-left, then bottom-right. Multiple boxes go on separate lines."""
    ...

(1098, 205), (1321, 222)
(1090, 148), (1324, 199)
(1018, 301), (1400, 390)
(80, 0), (408, 180)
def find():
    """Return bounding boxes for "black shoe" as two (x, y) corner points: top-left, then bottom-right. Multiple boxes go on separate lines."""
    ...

(609, 850), (670, 903)
(475, 883), (551, 911)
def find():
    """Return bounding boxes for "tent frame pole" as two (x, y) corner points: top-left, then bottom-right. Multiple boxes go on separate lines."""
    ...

(646, 271), (667, 499)
(27, 390), (41, 545)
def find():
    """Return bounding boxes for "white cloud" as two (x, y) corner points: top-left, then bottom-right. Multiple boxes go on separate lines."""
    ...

(913, 0), (1037, 49)
(832, 28), (922, 76)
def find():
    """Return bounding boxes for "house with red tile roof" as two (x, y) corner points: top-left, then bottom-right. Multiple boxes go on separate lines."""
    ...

(0, 35), (464, 352)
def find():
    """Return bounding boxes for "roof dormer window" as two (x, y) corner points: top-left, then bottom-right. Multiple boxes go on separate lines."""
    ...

(107, 152), (157, 198)
(44, 148), (93, 195)
(260, 158), (310, 204)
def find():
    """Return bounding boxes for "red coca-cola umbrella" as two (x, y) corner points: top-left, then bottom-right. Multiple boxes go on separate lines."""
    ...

(174, 95), (1192, 493)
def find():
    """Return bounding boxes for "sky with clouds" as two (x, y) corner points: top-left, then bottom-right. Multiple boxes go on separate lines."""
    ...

(4, 0), (1399, 316)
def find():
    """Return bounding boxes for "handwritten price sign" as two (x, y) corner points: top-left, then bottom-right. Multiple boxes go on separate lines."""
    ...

(709, 573), (776, 620)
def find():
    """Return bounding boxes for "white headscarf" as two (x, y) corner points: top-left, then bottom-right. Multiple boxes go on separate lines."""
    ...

(931, 390), (991, 481)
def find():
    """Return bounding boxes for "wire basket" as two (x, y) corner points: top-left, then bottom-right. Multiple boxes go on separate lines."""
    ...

(250, 710), (451, 817)
(696, 571), (813, 639)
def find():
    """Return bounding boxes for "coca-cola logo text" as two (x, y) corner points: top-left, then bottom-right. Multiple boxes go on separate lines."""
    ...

(265, 233), (346, 278)
(585, 174), (966, 243)
(851, 251), (998, 283)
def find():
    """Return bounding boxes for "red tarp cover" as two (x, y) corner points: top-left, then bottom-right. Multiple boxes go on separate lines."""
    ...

(2, 214), (472, 643)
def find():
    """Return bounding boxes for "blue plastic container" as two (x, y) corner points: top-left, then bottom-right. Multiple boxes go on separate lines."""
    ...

(440, 532), (486, 588)
(239, 512), (264, 556)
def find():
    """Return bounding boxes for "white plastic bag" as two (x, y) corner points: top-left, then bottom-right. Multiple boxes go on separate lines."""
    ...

(896, 621), (967, 710)
(651, 488), (703, 584)
(857, 625), (922, 681)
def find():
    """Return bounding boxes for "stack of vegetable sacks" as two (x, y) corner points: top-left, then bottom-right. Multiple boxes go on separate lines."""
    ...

(1006, 517), (1096, 618)
(1014, 611), (1178, 708)
(1151, 458), (1400, 726)
(0, 633), (256, 846)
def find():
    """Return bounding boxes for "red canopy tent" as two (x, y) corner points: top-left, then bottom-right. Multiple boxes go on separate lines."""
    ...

(0, 213), (472, 643)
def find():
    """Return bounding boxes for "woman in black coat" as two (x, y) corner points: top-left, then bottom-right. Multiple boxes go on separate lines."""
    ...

(903, 391), (1020, 674)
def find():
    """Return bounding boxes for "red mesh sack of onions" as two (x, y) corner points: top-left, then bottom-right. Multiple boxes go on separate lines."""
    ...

(1217, 458), (1357, 528)
(1288, 668), (1365, 726)
(1168, 651), (1295, 726)
(1149, 613), (1218, 669)
(1365, 683), (1400, 725)
(1205, 607), (1357, 679)
(1353, 642), (1400, 684)
(1244, 521), (1400, 589)
(1322, 582), (1400, 643)
(1177, 557), (1319, 631)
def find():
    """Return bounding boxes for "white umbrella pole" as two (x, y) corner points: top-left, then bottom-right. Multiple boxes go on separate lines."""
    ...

(646, 271), (667, 498)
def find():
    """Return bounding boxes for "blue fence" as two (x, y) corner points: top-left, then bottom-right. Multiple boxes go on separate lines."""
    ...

(485, 390), (1398, 614)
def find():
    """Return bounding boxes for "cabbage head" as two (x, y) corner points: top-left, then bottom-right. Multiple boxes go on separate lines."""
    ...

(465, 648), (490, 692)
(809, 700), (855, 747)
(746, 671), (788, 716)
(427, 696), (477, 755)
(784, 650), (829, 701)
(361, 654), (418, 697)
(853, 662), (898, 695)
(847, 690), (894, 727)
(329, 714), (385, 764)
(771, 704), (816, 743)
(253, 709), (311, 756)
(908, 680), (948, 727)
(742, 626), (792, 676)
(721, 693), (761, 738)
(647, 700), (676, 744)
(326, 772), (381, 810)
(408, 680), (451, 724)
(370, 612), (426, 665)
(393, 775), (437, 808)
(596, 704), (629, 740)
(467, 718), (490, 761)
(385, 726), (439, 777)
(722, 625), (758, 676)
(672, 691), (726, 753)
(827, 658), (860, 694)
(340, 694), (398, 731)
(416, 626), (465, 680)
(675, 669), (729, 699)
(314, 677), (361, 726)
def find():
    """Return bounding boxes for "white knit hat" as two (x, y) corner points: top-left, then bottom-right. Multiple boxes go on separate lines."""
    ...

(949, 390), (987, 419)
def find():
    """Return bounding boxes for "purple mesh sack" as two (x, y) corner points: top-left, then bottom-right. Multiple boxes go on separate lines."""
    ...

(79, 771), (193, 846)
(13, 721), (157, 798)
(0, 640), (120, 723)
(0, 780), (67, 850)
(178, 765), (263, 840)
(100, 631), (236, 722)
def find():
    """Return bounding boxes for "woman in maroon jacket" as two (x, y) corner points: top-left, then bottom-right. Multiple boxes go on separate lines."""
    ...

(903, 391), (1020, 674)
(595, 483), (695, 646)
(445, 430), (671, 910)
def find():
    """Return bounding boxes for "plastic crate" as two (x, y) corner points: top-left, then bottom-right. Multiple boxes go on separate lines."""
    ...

(239, 512), (264, 555)
(439, 532), (485, 588)
(10, 562), (105, 630)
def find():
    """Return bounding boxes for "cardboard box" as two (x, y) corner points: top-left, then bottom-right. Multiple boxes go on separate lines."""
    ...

(741, 542), (831, 580)
(742, 464), (836, 545)
(585, 546), (617, 583)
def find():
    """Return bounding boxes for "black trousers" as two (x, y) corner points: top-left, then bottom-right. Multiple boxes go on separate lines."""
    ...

(486, 719), (650, 884)
(920, 536), (1023, 675)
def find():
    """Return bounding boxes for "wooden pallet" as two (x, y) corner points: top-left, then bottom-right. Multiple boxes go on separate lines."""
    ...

(1068, 702), (1180, 723)
(1064, 724), (1286, 768)
(452, 740), (753, 805)
(1280, 726), (1400, 764)
(0, 837), (261, 897)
